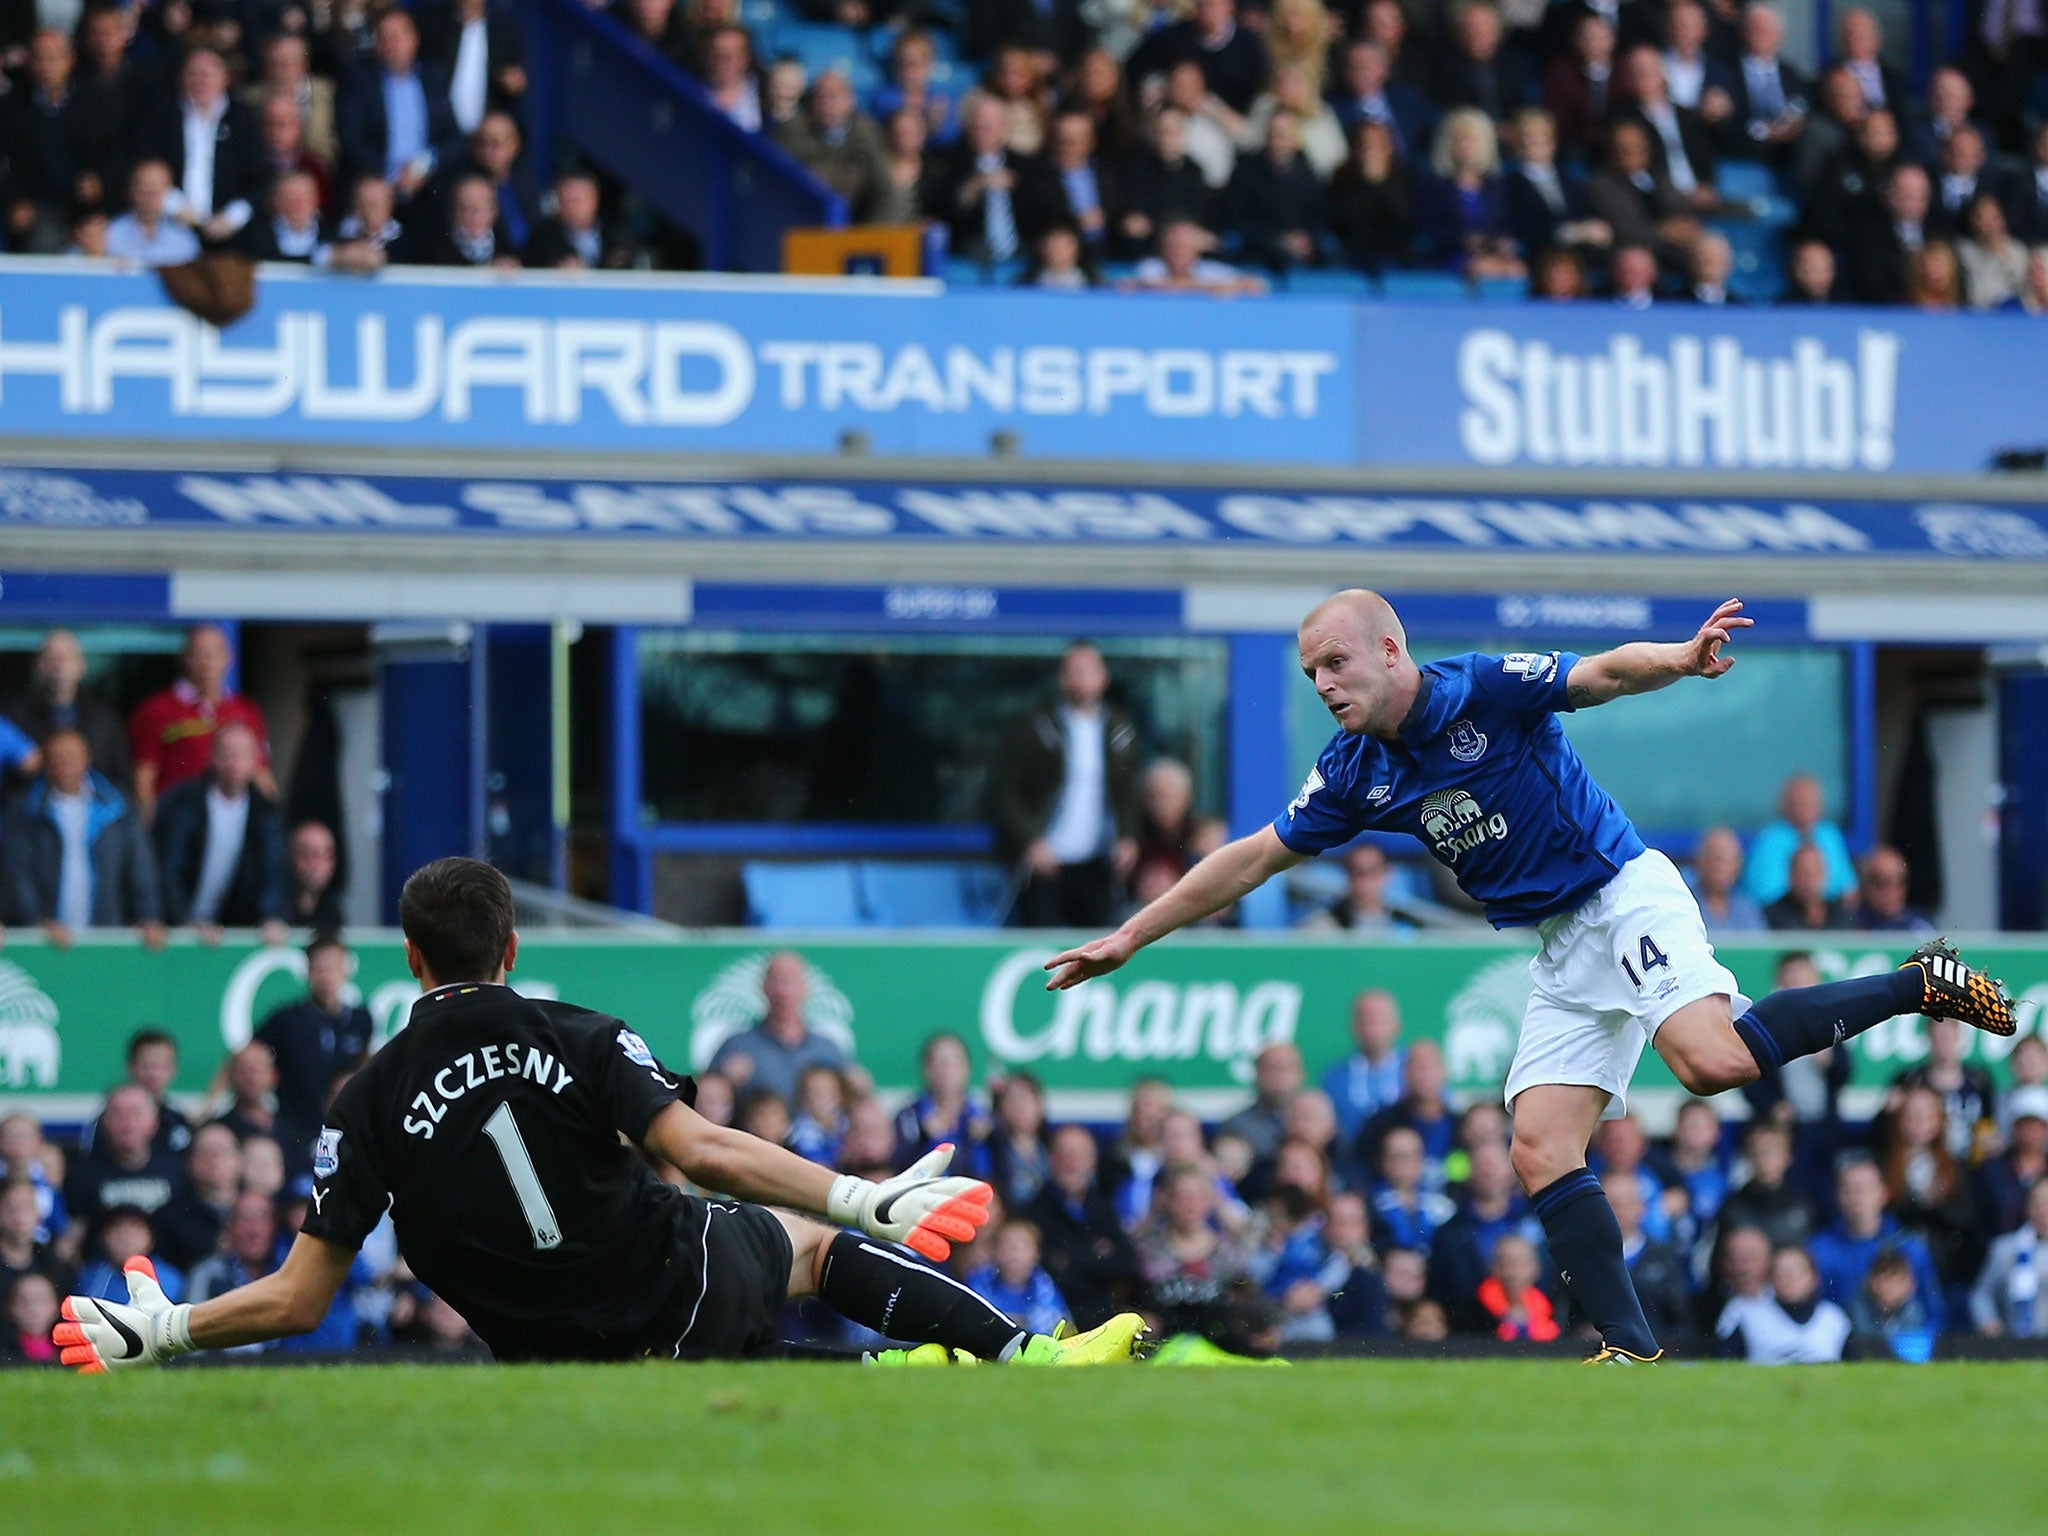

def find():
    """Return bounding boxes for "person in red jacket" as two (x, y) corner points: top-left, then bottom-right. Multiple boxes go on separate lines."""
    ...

(1478, 1233), (1560, 1341)
(127, 626), (271, 821)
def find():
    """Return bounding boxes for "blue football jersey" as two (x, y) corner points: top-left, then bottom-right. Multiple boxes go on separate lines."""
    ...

(1273, 651), (1647, 928)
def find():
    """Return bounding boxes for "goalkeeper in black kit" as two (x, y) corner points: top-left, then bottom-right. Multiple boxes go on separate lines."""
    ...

(57, 858), (1143, 1369)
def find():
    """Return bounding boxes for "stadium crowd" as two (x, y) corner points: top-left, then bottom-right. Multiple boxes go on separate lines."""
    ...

(2, 0), (2048, 303)
(5, 942), (2046, 1364)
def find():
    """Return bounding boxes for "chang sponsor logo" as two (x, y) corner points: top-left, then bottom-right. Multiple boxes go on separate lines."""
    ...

(1418, 788), (1507, 863)
(1456, 328), (1901, 470)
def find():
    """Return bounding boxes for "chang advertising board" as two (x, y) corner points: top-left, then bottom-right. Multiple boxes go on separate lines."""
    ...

(2, 935), (2043, 1123)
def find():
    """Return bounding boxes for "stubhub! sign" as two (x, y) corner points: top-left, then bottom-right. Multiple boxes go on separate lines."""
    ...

(0, 263), (2042, 472)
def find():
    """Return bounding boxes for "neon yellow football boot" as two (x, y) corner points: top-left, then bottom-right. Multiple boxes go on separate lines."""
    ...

(1011, 1313), (1148, 1365)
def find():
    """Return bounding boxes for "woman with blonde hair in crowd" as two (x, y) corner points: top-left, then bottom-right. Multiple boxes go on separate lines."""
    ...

(1419, 106), (1523, 278)
(1263, 0), (1335, 95)
(1904, 240), (1962, 311)
(1244, 61), (1348, 179)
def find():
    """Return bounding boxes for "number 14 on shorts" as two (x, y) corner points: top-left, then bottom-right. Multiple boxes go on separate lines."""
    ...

(1620, 935), (1671, 990)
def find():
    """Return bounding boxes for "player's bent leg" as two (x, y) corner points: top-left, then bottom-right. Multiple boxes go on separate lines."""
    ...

(1510, 1084), (1661, 1362)
(795, 1213), (1032, 1361)
(1653, 996), (1760, 1097)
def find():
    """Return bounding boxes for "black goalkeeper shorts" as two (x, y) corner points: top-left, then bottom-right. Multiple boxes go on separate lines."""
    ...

(639, 1199), (796, 1362)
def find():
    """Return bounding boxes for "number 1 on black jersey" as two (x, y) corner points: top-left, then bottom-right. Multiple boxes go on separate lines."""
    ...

(482, 1101), (564, 1250)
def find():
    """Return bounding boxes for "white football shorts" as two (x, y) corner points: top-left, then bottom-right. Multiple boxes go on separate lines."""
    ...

(1503, 849), (1752, 1121)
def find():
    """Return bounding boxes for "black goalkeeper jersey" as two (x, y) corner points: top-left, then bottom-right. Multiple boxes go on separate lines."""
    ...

(302, 982), (703, 1360)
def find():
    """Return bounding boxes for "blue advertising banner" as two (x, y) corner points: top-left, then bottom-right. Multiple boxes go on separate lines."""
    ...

(2, 464), (2046, 562)
(1, 264), (2046, 471)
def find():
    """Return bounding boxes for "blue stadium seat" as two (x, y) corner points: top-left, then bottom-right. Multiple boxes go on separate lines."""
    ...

(778, 22), (882, 94)
(1715, 160), (1779, 203)
(1715, 219), (1786, 303)
(1282, 268), (1373, 296)
(742, 861), (865, 927)
(1474, 275), (1527, 302)
(857, 862), (1012, 927)
(1377, 270), (1470, 301)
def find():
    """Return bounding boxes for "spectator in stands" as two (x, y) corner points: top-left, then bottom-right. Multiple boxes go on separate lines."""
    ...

(1807, 103), (1902, 249)
(1280, 1095), (1352, 1198)
(1527, 244), (1586, 298)
(528, 172), (632, 269)
(893, 1031), (993, 1176)
(1327, 40), (1434, 164)
(1780, 236), (1838, 303)
(1615, 43), (1718, 210)
(1159, 58), (1238, 191)
(106, 159), (202, 268)
(990, 640), (1140, 926)
(186, 1189), (284, 1310)
(246, 33), (339, 173)
(870, 29), (955, 147)
(1504, 106), (1608, 260)
(1932, 124), (1999, 237)
(0, 1115), (67, 1247)
(1357, 1038), (1454, 1191)
(0, 1174), (68, 1299)
(1589, 121), (1701, 270)
(71, 5), (142, 211)
(1250, 1182), (1344, 1342)
(1024, 223), (1096, 287)
(63, 1084), (187, 1233)
(785, 1065), (847, 1166)
(2, 1269), (61, 1364)
(1718, 1119), (1818, 1249)
(1851, 1247), (1937, 1359)
(6, 631), (127, 787)
(1064, 48), (1136, 163)
(1745, 774), (1856, 905)
(1906, 240), (1963, 310)
(979, 45), (1054, 158)
(255, 933), (373, 1174)
(763, 57), (807, 133)
(708, 951), (853, 1105)
(968, 1218), (1069, 1335)
(1306, 842), (1414, 935)
(1328, 120), (1415, 275)
(1976, 1085), (2048, 1236)
(1713, 3), (1808, 163)
(243, 172), (331, 264)
(328, 174), (405, 271)
(1661, 0), (1717, 114)
(2, 30), (92, 254)
(1843, 845), (1931, 932)
(1737, 951), (1850, 1180)
(1224, 109), (1321, 272)
(1322, 1192), (1389, 1335)
(1118, 106), (1211, 256)
(695, 24), (761, 133)
(1608, 242), (1660, 306)
(154, 721), (288, 940)
(688, 1070), (734, 1134)
(96, 1029), (192, 1158)
(1417, 107), (1522, 278)
(422, 173), (520, 267)
(1136, 1162), (1254, 1336)
(1475, 1232), (1557, 1341)
(132, 46), (260, 247)
(1667, 1098), (1733, 1241)
(256, 94), (335, 217)
(281, 820), (343, 930)
(129, 624), (270, 821)
(1542, 13), (1617, 161)
(1836, 8), (1903, 113)
(1027, 1123), (1140, 1327)
(1433, 1), (1532, 125)
(1718, 1243), (1848, 1363)
(1355, 0), (1415, 89)
(934, 91), (1059, 264)
(1428, 1137), (1539, 1330)
(1041, 109), (1119, 256)
(154, 1120), (243, 1270)
(1593, 1113), (1670, 1245)
(1792, 66), (1870, 198)
(1369, 1125), (1454, 1258)
(239, 1134), (286, 1201)
(1958, 194), (2029, 308)
(1909, 67), (1981, 164)
(2005, 123), (2048, 244)
(337, 9), (459, 198)
(1882, 1084), (1981, 1285)
(73, 1205), (185, 1307)
(1219, 1041), (1305, 1165)
(1845, 161), (1932, 305)
(1606, 1170), (1694, 1344)
(1108, 1077), (1172, 1219)
(1130, 0), (1268, 117)
(616, 0), (693, 69)
(1128, 757), (1209, 882)
(437, 111), (538, 254)
(1808, 1156), (1944, 1327)
(736, 1086), (792, 1147)
(1690, 826), (1766, 931)
(425, 0), (527, 136)
(1765, 843), (1851, 931)
(988, 1073), (1050, 1208)
(1247, 63), (1346, 183)
(1971, 1177), (2048, 1336)
(1, 728), (163, 945)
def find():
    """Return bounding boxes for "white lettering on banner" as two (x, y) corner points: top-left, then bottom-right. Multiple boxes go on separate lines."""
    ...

(1213, 495), (1870, 552)
(979, 949), (1298, 1082)
(758, 341), (1335, 419)
(1457, 328), (1901, 470)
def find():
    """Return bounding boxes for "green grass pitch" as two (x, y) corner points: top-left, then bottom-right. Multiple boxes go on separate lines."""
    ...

(6, 1361), (2037, 1535)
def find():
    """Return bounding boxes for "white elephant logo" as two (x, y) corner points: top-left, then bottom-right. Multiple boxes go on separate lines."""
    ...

(0, 961), (61, 1088)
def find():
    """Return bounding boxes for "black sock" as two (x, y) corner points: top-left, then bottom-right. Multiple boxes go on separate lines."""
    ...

(1530, 1168), (1658, 1357)
(818, 1231), (1028, 1360)
(1732, 970), (1922, 1081)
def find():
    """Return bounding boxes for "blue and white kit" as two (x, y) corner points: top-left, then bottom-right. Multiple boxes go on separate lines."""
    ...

(1274, 650), (1749, 1117)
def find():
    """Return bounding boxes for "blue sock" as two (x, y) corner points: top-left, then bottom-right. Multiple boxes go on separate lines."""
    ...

(1732, 970), (1922, 1081)
(1530, 1168), (1658, 1357)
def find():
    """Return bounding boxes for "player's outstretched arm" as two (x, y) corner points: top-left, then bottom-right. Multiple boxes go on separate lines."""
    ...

(1043, 824), (1304, 991)
(55, 1235), (354, 1371)
(1565, 597), (1753, 708)
(644, 1102), (990, 1262)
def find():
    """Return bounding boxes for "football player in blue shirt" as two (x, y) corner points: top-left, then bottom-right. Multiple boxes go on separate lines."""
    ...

(1047, 589), (2015, 1363)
